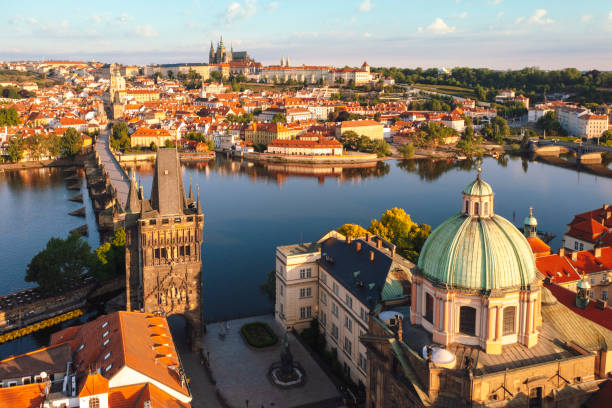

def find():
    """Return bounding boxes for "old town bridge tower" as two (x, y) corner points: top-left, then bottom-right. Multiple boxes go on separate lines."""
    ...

(124, 148), (203, 349)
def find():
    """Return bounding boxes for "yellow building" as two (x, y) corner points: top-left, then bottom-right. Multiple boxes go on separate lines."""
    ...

(336, 119), (384, 141)
(245, 122), (304, 146)
(130, 127), (174, 148)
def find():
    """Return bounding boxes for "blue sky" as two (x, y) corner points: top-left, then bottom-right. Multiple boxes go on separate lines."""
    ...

(2, 0), (612, 69)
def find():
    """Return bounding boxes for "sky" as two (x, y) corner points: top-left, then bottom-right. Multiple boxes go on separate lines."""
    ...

(2, 0), (612, 70)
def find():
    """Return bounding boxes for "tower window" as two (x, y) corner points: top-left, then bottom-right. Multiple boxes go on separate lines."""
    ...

(474, 202), (480, 216)
(465, 200), (469, 214)
(503, 306), (516, 335)
(425, 293), (434, 323)
(459, 306), (476, 336)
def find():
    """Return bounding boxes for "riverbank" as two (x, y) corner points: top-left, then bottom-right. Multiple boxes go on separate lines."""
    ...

(0, 157), (82, 171)
(113, 150), (216, 163)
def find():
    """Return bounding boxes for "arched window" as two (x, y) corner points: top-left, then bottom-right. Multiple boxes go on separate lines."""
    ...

(465, 200), (469, 214)
(474, 202), (480, 216)
(89, 397), (100, 408)
(484, 202), (489, 216)
(425, 293), (434, 323)
(459, 306), (476, 336)
(503, 306), (516, 335)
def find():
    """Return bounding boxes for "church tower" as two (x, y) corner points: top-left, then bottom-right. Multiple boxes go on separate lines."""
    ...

(209, 41), (215, 64)
(124, 148), (204, 350)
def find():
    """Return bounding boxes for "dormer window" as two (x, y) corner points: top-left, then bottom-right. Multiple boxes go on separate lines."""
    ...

(102, 322), (108, 329)
(105, 363), (112, 372)
(77, 344), (85, 352)
(102, 330), (109, 338)
(103, 339), (109, 347)
(104, 352), (111, 360)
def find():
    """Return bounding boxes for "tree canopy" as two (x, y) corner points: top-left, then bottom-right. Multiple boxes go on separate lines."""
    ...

(111, 122), (131, 151)
(60, 128), (83, 158)
(337, 207), (431, 263)
(536, 111), (567, 136)
(0, 107), (21, 125)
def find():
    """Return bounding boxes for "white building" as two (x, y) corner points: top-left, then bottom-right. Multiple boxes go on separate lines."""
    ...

(556, 106), (609, 139)
(275, 231), (414, 385)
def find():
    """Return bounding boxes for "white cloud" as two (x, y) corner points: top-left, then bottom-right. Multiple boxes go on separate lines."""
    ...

(222, 0), (257, 25)
(91, 15), (102, 24)
(359, 0), (372, 12)
(266, 1), (278, 11)
(426, 18), (456, 34)
(497, 11), (504, 18)
(515, 16), (524, 24)
(609, 10), (612, 20)
(116, 13), (131, 24)
(417, 27), (423, 33)
(580, 14), (592, 23)
(528, 9), (553, 25)
(459, 12), (467, 19)
(363, 32), (372, 38)
(135, 24), (158, 37)
(27, 17), (38, 24)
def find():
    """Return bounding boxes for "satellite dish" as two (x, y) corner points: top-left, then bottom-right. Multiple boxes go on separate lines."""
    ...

(40, 372), (48, 380)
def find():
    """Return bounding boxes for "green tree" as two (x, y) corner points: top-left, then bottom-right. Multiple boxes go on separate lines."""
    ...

(7, 136), (25, 162)
(150, 141), (158, 151)
(209, 71), (222, 83)
(373, 139), (391, 157)
(536, 111), (567, 136)
(167, 70), (174, 79)
(206, 140), (215, 150)
(60, 128), (83, 158)
(164, 139), (175, 148)
(26, 234), (92, 292)
(90, 228), (126, 281)
(398, 142), (415, 158)
(271, 113), (287, 124)
(111, 122), (131, 151)
(44, 133), (61, 158)
(340, 130), (360, 150)
(26, 133), (44, 161)
(0, 107), (21, 125)
(259, 270), (276, 303)
(337, 224), (368, 238)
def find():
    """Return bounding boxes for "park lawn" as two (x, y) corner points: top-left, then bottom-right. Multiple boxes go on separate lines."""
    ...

(412, 83), (476, 99)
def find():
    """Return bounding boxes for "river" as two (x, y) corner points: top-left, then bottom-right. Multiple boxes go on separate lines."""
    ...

(0, 155), (611, 355)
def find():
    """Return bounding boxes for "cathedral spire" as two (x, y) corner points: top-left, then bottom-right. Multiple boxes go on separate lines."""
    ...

(188, 176), (193, 200)
(126, 171), (141, 214)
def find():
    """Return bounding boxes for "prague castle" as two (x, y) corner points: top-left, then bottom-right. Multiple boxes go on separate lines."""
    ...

(209, 36), (252, 64)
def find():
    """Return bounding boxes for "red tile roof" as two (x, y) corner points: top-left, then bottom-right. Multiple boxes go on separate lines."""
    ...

(568, 247), (612, 275)
(527, 236), (551, 257)
(566, 219), (609, 244)
(79, 372), (109, 397)
(536, 254), (581, 284)
(0, 383), (45, 407)
(544, 281), (612, 331)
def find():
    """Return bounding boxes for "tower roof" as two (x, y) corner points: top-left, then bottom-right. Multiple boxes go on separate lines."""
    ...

(150, 148), (186, 216)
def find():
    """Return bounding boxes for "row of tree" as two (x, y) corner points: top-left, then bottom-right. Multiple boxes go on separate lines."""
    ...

(0, 107), (20, 126)
(5, 127), (83, 162)
(340, 131), (391, 157)
(26, 229), (126, 292)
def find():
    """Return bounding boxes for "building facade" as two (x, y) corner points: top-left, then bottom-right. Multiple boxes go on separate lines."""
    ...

(275, 231), (413, 386)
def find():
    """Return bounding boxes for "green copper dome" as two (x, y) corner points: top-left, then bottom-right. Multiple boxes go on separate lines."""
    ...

(418, 176), (536, 291)
(463, 178), (493, 196)
(524, 215), (537, 227)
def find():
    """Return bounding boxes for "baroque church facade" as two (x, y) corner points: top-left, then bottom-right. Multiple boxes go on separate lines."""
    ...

(123, 148), (204, 350)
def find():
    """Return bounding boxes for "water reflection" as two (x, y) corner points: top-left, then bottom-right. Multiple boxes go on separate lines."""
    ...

(396, 158), (477, 181)
(125, 157), (391, 186)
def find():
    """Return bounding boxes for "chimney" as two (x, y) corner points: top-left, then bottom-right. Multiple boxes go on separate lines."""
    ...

(559, 248), (565, 257)
(594, 247), (602, 258)
(356, 242), (361, 252)
(376, 238), (382, 249)
(571, 251), (578, 261)
(369, 250), (374, 261)
(346, 235), (352, 245)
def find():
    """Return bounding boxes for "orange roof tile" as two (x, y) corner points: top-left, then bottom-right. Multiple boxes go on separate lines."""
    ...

(79, 372), (109, 397)
(0, 383), (45, 408)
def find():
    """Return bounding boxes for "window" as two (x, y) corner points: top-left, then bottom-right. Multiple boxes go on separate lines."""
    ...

(22, 377), (31, 385)
(590, 277), (595, 284)
(300, 268), (312, 279)
(359, 353), (367, 372)
(579, 243), (584, 250)
(321, 272), (327, 285)
(279, 285), (283, 297)
(603, 290), (608, 301)
(474, 202), (479, 216)
(321, 311), (327, 327)
(424, 293), (434, 323)
(300, 306), (312, 320)
(331, 323), (339, 340)
(465, 200), (469, 214)
(345, 316), (353, 333)
(280, 303), (284, 316)
(332, 302), (339, 317)
(300, 287), (312, 298)
(360, 307), (368, 323)
(102, 322), (108, 329)
(575, 241), (579, 250)
(77, 343), (85, 352)
(321, 292), (327, 305)
(344, 337), (352, 356)
(105, 364), (113, 373)
(459, 306), (477, 336)
(345, 295), (353, 309)
(102, 330), (109, 338)
(89, 397), (100, 408)
(333, 282), (339, 295)
(103, 339), (109, 347)
(503, 306), (516, 335)
(103, 352), (111, 361)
